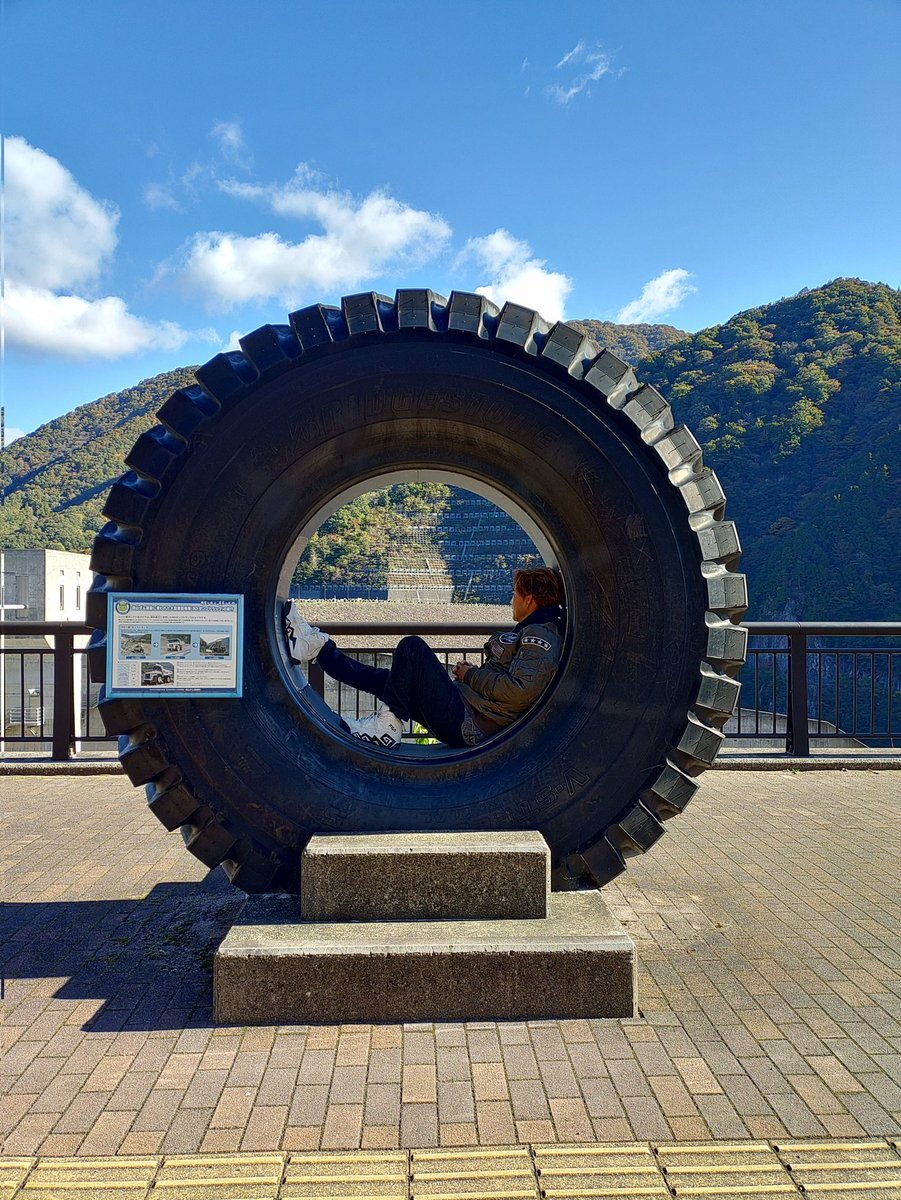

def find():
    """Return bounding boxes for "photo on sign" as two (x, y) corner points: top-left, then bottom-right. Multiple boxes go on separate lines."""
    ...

(120, 632), (152, 657)
(162, 633), (191, 656)
(199, 635), (230, 658)
(141, 662), (175, 687)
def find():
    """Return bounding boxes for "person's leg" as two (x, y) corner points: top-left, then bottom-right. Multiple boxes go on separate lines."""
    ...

(383, 636), (467, 746)
(316, 640), (394, 707)
(283, 604), (403, 745)
(318, 637), (465, 740)
(311, 640), (404, 746)
(284, 604), (466, 747)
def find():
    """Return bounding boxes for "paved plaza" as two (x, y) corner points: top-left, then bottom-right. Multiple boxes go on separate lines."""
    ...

(1, 769), (899, 1166)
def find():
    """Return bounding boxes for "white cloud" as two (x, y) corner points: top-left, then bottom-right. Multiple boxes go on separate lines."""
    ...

(181, 161), (207, 194)
(548, 41), (615, 104)
(616, 268), (697, 324)
(4, 285), (190, 358)
(5, 136), (119, 291)
(460, 229), (572, 322)
(2, 426), (27, 446)
(144, 182), (180, 211)
(555, 41), (588, 69)
(4, 136), (192, 358)
(223, 330), (244, 352)
(210, 120), (251, 167)
(145, 124), (248, 212)
(172, 165), (452, 310)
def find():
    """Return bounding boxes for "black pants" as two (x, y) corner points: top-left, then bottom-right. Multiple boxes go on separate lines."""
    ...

(317, 636), (468, 747)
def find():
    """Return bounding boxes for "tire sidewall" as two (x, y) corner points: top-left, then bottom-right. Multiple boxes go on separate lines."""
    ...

(122, 336), (705, 866)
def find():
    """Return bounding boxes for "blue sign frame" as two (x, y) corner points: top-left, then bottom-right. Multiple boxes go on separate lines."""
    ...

(105, 592), (244, 699)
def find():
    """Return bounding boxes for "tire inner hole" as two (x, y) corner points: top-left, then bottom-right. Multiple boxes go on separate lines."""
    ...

(274, 471), (565, 759)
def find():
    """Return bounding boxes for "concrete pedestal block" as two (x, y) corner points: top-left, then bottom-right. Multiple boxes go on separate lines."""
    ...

(300, 831), (549, 921)
(214, 891), (636, 1024)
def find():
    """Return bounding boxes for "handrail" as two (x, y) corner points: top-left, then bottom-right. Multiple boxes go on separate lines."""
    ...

(1, 619), (899, 760)
(743, 621), (901, 636)
(0, 622), (90, 760)
(291, 622), (498, 637)
(3, 620), (900, 636)
(738, 622), (899, 755)
(0, 622), (94, 635)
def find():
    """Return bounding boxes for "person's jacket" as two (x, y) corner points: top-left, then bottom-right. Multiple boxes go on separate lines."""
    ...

(456, 604), (565, 729)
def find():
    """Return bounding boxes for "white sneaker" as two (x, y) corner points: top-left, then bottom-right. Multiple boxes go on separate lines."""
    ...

(343, 704), (403, 748)
(282, 600), (329, 663)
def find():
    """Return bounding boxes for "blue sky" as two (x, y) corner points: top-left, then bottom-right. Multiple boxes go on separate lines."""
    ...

(2, 0), (899, 441)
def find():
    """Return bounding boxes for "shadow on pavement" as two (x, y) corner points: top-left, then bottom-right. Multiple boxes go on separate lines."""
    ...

(1, 870), (245, 1032)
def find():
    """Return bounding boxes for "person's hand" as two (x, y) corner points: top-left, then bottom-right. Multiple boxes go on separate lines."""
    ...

(453, 660), (473, 681)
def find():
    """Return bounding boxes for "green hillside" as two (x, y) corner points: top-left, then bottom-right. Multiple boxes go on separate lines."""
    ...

(0, 366), (198, 550)
(572, 319), (689, 361)
(637, 278), (901, 618)
(1, 280), (898, 619)
(0, 318), (687, 556)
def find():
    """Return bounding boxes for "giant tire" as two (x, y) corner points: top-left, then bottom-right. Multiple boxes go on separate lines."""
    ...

(88, 289), (747, 894)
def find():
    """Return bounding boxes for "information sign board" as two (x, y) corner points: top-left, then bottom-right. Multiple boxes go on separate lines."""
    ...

(106, 593), (244, 698)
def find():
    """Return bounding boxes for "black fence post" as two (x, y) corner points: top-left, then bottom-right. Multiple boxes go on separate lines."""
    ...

(52, 628), (75, 761)
(786, 628), (810, 756)
(308, 660), (326, 698)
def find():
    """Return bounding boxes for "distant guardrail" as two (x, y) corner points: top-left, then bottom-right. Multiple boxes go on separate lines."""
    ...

(1, 620), (899, 760)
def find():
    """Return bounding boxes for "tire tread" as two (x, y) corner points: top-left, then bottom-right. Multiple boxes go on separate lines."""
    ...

(88, 287), (747, 891)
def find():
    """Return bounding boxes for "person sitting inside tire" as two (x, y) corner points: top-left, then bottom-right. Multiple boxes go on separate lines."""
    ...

(283, 567), (565, 749)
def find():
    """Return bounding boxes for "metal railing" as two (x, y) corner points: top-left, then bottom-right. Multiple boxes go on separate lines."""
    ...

(1, 620), (899, 760)
(737, 622), (900, 753)
(0, 622), (107, 759)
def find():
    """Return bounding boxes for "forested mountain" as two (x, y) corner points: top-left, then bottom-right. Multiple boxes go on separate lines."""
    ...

(0, 366), (198, 550)
(572, 319), (689, 361)
(1, 279), (898, 619)
(0, 318), (687, 556)
(637, 279), (900, 619)
(293, 483), (454, 592)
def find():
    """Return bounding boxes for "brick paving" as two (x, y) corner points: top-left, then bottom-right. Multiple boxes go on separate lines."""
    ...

(0, 770), (899, 1157)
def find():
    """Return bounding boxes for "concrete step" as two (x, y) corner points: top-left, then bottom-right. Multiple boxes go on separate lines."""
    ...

(300, 831), (549, 921)
(214, 891), (635, 1024)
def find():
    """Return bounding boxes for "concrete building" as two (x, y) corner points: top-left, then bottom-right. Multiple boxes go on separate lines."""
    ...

(1, 549), (93, 747)
(0, 548), (91, 622)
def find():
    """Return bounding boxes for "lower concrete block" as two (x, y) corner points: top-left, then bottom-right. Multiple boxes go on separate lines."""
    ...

(214, 892), (636, 1024)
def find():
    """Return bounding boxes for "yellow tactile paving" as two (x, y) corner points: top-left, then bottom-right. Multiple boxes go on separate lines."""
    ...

(7, 1142), (901, 1199)
(656, 1142), (796, 1197)
(411, 1147), (537, 1198)
(16, 1155), (158, 1200)
(284, 1151), (407, 1199)
(775, 1139), (901, 1198)
(534, 1143), (668, 1198)
(660, 1144), (775, 1154)
(0, 1161), (34, 1200)
(153, 1153), (284, 1199)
